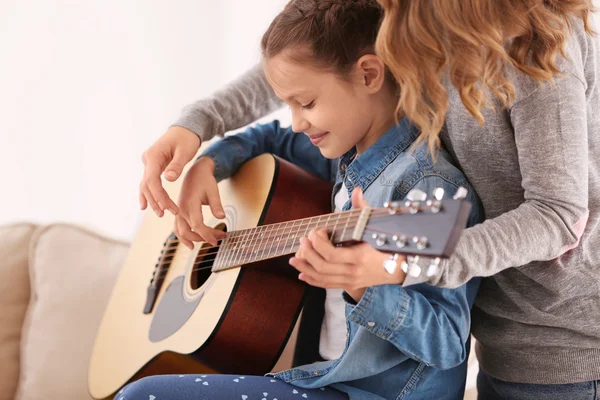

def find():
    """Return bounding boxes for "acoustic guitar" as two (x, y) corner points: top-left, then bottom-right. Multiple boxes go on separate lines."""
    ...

(88, 153), (471, 400)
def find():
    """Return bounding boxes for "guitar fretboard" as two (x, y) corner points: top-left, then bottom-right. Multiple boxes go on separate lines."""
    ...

(211, 209), (368, 271)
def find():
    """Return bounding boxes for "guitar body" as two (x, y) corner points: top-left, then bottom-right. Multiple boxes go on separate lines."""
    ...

(89, 154), (333, 400)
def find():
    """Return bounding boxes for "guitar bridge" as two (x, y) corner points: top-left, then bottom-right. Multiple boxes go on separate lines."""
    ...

(143, 232), (178, 314)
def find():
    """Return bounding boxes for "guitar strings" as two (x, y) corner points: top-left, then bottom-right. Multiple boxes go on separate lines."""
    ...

(153, 209), (421, 279)
(160, 208), (366, 259)
(163, 205), (422, 260)
(182, 225), (402, 275)
(153, 210), (372, 280)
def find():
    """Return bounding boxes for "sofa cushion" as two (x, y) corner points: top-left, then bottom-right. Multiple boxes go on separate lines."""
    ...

(0, 223), (37, 400)
(15, 223), (129, 400)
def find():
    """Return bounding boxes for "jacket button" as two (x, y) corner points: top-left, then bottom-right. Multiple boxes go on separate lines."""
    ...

(367, 321), (376, 327)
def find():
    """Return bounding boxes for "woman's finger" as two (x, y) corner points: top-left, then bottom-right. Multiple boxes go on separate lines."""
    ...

(145, 161), (178, 215)
(139, 183), (148, 210)
(142, 185), (164, 217)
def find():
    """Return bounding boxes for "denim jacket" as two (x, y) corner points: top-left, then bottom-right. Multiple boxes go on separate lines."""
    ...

(201, 119), (483, 400)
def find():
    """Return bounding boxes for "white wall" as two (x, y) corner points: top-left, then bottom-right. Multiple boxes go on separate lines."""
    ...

(0, 0), (288, 241)
(1, 1), (599, 241)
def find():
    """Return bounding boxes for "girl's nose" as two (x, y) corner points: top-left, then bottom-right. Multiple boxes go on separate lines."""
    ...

(291, 112), (310, 133)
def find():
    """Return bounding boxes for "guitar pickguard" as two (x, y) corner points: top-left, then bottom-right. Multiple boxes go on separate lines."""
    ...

(148, 276), (202, 342)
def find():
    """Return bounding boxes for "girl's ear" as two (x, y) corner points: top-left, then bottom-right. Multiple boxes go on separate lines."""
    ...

(355, 54), (387, 93)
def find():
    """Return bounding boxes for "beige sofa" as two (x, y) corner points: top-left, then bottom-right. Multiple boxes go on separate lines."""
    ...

(0, 222), (478, 400)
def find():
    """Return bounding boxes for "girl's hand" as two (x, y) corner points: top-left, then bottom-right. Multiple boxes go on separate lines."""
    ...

(290, 188), (406, 302)
(174, 156), (227, 249)
(139, 126), (201, 217)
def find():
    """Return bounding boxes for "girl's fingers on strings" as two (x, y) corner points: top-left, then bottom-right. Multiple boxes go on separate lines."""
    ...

(177, 215), (201, 250)
(308, 228), (358, 265)
(174, 219), (193, 250)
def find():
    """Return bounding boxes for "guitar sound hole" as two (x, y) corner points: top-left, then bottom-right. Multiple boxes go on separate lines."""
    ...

(190, 224), (227, 290)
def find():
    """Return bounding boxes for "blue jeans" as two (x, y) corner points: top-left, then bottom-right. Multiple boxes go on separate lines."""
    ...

(477, 370), (600, 400)
(116, 374), (349, 400)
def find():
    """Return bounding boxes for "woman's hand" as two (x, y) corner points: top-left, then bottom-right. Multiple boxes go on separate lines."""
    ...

(289, 188), (406, 302)
(139, 126), (201, 217)
(174, 156), (227, 249)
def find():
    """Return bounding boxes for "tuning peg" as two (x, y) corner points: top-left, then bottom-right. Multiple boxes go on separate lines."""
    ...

(400, 256), (421, 275)
(392, 234), (408, 248)
(384, 201), (400, 214)
(408, 256), (422, 277)
(426, 257), (442, 277)
(400, 258), (409, 273)
(424, 188), (444, 213)
(412, 236), (429, 250)
(406, 189), (427, 202)
(383, 254), (400, 274)
(372, 233), (388, 247)
(453, 187), (468, 200)
(404, 200), (421, 214)
(433, 188), (445, 201)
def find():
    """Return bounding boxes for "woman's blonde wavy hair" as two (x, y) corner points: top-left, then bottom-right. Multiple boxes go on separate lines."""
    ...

(375, 0), (596, 152)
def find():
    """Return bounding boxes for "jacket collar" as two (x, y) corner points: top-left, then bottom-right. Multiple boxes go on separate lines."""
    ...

(338, 118), (419, 194)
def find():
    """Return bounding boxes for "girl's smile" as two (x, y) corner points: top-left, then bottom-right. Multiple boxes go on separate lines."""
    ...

(307, 131), (329, 145)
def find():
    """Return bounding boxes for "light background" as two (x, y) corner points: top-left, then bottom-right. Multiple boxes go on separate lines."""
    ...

(2, 0), (598, 241)
(0, 0), (289, 241)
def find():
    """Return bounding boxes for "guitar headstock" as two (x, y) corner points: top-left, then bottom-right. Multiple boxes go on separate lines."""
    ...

(357, 187), (471, 276)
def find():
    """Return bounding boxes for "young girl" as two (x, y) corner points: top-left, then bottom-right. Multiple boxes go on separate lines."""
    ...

(140, 0), (600, 398)
(124, 1), (483, 399)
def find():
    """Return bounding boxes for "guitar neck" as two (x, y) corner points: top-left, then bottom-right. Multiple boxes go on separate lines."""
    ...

(212, 209), (368, 272)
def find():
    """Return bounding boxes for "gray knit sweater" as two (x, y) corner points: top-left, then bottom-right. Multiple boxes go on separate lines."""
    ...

(173, 21), (600, 384)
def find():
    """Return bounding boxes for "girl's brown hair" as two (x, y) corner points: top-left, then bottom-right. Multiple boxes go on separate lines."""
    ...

(261, 0), (384, 76)
(376, 0), (596, 152)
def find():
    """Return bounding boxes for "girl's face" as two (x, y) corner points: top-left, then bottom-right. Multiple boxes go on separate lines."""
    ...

(264, 52), (385, 159)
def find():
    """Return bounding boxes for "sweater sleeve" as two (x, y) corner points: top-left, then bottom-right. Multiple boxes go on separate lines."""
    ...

(404, 72), (590, 288)
(171, 64), (283, 142)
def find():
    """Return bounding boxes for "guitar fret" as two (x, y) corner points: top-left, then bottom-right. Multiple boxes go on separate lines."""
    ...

(249, 224), (261, 264)
(213, 237), (224, 271)
(250, 226), (262, 262)
(303, 216), (314, 238)
(282, 220), (294, 256)
(260, 226), (269, 259)
(221, 236), (233, 271)
(224, 231), (239, 270)
(287, 219), (298, 254)
(240, 228), (250, 266)
(267, 224), (278, 259)
(258, 225), (269, 261)
(314, 215), (323, 235)
(231, 229), (245, 268)
(242, 228), (256, 264)
(254, 225), (263, 262)
(324, 214), (333, 241)
(224, 231), (235, 269)
(329, 213), (340, 243)
(218, 233), (230, 270)
(340, 211), (351, 243)
(273, 221), (286, 257)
